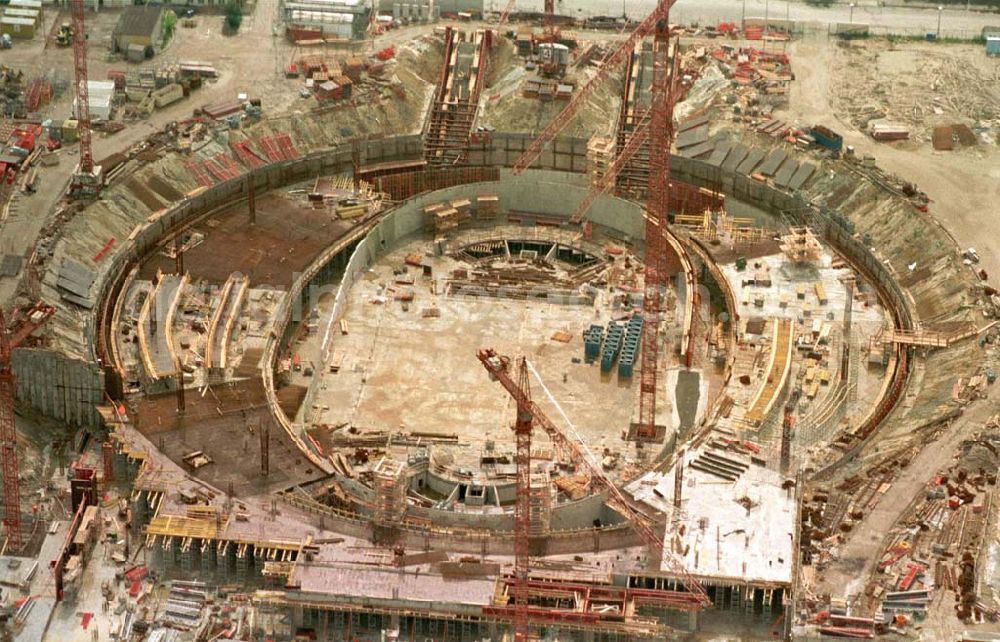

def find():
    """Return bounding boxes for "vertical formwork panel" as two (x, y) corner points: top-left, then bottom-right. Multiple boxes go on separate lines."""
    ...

(207, 539), (218, 577)
(150, 540), (163, 567)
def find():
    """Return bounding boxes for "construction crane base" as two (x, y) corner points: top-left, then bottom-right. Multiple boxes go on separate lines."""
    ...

(70, 163), (104, 199)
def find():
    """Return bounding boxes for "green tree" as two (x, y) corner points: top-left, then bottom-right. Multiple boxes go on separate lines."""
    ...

(224, 1), (242, 33)
(162, 9), (177, 43)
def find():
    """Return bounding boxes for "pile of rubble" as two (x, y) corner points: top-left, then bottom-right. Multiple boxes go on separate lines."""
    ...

(830, 40), (999, 145)
(712, 45), (793, 116)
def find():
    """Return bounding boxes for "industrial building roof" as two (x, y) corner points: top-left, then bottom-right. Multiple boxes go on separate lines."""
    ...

(4, 9), (38, 19)
(116, 5), (162, 38)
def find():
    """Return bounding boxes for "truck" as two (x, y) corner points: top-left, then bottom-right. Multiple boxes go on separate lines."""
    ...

(810, 125), (843, 153)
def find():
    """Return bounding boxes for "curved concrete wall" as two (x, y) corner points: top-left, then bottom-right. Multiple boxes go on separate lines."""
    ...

(33, 132), (916, 553)
(284, 171), (648, 532)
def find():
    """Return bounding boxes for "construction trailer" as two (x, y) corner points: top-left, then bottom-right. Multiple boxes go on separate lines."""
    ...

(73, 80), (116, 121)
(8, 0), (42, 13)
(386, 0), (441, 22)
(2, 8), (39, 28)
(0, 17), (34, 39)
(378, 0), (480, 17)
(987, 36), (1000, 57)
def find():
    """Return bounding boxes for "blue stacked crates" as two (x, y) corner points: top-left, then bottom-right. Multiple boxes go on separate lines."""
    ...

(600, 322), (623, 373)
(583, 325), (604, 363)
(618, 314), (644, 378)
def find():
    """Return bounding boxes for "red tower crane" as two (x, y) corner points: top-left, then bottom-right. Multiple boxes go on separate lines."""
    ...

(637, 8), (682, 441)
(69, 0), (102, 198)
(0, 302), (54, 551)
(509, 0), (686, 440)
(510, 1), (675, 175)
(479, 348), (710, 640)
(477, 350), (532, 642)
(496, 0), (516, 28)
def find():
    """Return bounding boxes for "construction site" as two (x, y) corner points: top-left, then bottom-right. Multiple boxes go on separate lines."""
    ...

(0, 0), (997, 640)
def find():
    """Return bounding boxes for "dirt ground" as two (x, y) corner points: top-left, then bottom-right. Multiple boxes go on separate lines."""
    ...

(779, 28), (1000, 287)
(476, 37), (624, 137)
(829, 39), (999, 143)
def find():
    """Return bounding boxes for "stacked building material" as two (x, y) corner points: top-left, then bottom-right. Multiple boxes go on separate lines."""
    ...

(600, 321), (623, 373)
(882, 588), (931, 615)
(583, 324), (604, 363)
(618, 314), (643, 378)
(161, 580), (207, 630)
(474, 194), (498, 219)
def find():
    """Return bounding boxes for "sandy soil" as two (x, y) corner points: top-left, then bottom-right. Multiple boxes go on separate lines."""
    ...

(779, 28), (1000, 284)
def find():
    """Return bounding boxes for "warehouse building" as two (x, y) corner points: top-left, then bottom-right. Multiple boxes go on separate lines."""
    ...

(377, 0), (482, 15)
(283, 0), (371, 40)
(111, 5), (163, 56)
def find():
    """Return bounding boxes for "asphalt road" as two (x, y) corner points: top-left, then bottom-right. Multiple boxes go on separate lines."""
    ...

(486, 0), (1000, 33)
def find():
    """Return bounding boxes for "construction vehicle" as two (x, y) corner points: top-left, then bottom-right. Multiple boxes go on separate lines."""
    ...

(56, 23), (73, 47)
(536, 42), (568, 77)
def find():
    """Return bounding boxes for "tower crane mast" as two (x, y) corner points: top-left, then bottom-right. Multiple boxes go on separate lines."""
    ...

(638, 6), (682, 440)
(0, 302), (54, 551)
(479, 348), (710, 640)
(510, 0), (676, 175)
(476, 350), (533, 642)
(69, 0), (102, 198)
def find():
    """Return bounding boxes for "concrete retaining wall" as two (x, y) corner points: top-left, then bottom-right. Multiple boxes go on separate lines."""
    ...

(20, 135), (422, 428)
(10, 348), (105, 427)
(32, 130), (916, 554)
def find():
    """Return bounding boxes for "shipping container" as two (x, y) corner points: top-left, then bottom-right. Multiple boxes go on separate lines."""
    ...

(810, 125), (843, 152)
(152, 83), (184, 109)
(868, 121), (909, 141)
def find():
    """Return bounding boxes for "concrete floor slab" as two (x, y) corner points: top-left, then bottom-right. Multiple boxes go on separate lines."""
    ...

(308, 232), (685, 481)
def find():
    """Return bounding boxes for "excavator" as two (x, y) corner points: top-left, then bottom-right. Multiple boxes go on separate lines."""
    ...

(55, 22), (73, 47)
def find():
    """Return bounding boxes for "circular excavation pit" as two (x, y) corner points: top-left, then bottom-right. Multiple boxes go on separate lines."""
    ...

(295, 223), (680, 497)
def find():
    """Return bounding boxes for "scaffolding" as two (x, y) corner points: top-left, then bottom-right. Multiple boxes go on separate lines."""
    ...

(372, 457), (407, 542)
(586, 135), (615, 185)
(780, 226), (822, 264)
(528, 473), (551, 539)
